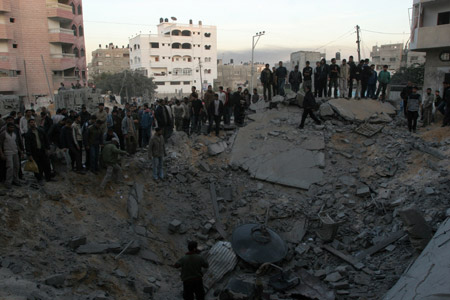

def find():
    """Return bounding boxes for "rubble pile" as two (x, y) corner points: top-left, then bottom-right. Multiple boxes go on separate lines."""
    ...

(1, 99), (450, 299)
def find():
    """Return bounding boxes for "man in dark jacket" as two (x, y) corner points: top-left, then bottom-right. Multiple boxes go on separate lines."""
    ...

(79, 105), (91, 126)
(208, 94), (224, 136)
(232, 87), (244, 125)
(361, 59), (372, 99)
(328, 58), (340, 98)
(60, 118), (83, 173)
(289, 65), (303, 93)
(299, 86), (321, 129)
(260, 64), (272, 101)
(303, 61), (313, 92)
(348, 56), (357, 98)
(318, 59), (329, 98)
(85, 119), (103, 174)
(314, 61), (321, 97)
(401, 81), (413, 117)
(441, 81), (450, 127)
(25, 119), (53, 184)
(174, 241), (209, 300)
(275, 61), (288, 96)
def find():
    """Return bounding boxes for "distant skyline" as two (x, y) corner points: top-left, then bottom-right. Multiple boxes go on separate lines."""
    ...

(83, 0), (413, 65)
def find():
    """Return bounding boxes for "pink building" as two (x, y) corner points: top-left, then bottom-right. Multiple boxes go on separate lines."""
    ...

(0, 0), (86, 103)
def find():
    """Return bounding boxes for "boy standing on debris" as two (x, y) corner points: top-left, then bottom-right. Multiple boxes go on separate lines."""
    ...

(148, 127), (165, 181)
(407, 86), (421, 133)
(174, 241), (209, 300)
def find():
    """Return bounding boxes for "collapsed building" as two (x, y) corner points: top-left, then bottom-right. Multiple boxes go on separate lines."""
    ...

(0, 93), (449, 300)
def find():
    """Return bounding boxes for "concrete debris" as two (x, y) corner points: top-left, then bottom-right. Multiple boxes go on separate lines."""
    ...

(328, 98), (396, 122)
(127, 183), (143, 221)
(356, 185), (371, 197)
(355, 122), (384, 137)
(399, 206), (433, 251)
(67, 236), (87, 250)
(139, 249), (162, 265)
(290, 269), (335, 300)
(219, 278), (256, 300)
(44, 274), (65, 288)
(208, 141), (228, 156)
(203, 241), (238, 291)
(76, 242), (121, 254)
(319, 102), (335, 117)
(384, 218), (450, 299)
(168, 219), (182, 233)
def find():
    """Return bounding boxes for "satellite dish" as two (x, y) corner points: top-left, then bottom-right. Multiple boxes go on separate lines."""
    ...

(171, 17), (177, 21)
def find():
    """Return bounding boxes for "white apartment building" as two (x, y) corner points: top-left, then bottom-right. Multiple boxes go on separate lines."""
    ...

(129, 18), (217, 97)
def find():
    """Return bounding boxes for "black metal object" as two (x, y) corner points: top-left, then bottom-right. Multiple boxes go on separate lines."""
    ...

(231, 223), (287, 264)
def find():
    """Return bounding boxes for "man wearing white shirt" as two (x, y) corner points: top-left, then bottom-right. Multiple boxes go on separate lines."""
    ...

(19, 109), (32, 136)
(218, 86), (226, 104)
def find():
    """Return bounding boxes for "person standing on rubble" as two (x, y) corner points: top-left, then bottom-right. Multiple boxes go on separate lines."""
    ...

(260, 64), (272, 101)
(302, 61), (313, 92)
(407, 86), (421, 133)
(25, 119), (53, 185)
(376, 65), (391, 102)
(422, 88), (434, 127)
(148, 127), (165, 181)
(442, 81), (450, 127)
(328, 58), (340, 98)
(317, 59), (329, 99)
(401, 81), (414, 117)
(95, 103), (108, 133)
(288, 65), (302, 93)
(174, 241), (209, 300)
(299, 86), (321, 129)
(348, 56), (357, 98)
(339, 59), (350, 99)
(276, 61), (288, 96)
(314, 61), (321, 97)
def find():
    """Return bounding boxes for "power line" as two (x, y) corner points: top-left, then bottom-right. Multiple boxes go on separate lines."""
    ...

(361, 29), (409, 35)
(314, 29), (355, 51)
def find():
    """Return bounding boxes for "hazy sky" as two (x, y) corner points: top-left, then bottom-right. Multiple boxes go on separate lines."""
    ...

(83, 0), (413, 64)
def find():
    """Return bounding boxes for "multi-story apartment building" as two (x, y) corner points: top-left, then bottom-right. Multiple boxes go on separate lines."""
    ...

(129, 18), (217, 98)
(89, 43), (130, 77)
(410, 0), (450, 91)
(0, 0), (86, 102)
(371, 44), (404, 71)
(290, 51), (324, 70)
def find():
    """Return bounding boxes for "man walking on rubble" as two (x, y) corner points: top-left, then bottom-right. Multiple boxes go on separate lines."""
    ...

(174, 241), (209, 300)
(299, 86), (321, 129)
(100, 138), (127, 189)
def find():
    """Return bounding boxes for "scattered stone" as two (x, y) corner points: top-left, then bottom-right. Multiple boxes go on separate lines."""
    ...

(168, 219), (182, 233)
(325, 272), (343, 282)
(363, 139), (375, 147)
(399, 206), (433, 251)
(67, 236), (87, 250)
(424, 187), (435, 195)
(128, 183), (143, 221)
(198, 161), (210, 172)
(356, 186), (370, 197)
(140, 249), (162, 265)
(76, 243), (121, 254)
(319, 103), (334, 117)
(208, 141), (228, 156)
(44, 274), (65, 287)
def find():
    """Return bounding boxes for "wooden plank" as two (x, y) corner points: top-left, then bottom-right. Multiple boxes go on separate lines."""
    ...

(323, 245), (365, 271)
(355, 231), (406, 260)
(210, 183), (227, 239)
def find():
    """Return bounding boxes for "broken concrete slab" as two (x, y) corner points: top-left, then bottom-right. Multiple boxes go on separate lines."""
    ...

(356, 186), (371, 197)
(44, 274), (65, 288)
(139, 249), (162, 265)
(319, 102), (335, 117)
(328, 98), (396, 122)
(128, 183), (143, 221)
(230, 107), (325, 190)
(76, 243), (121, 254)
(399, 206), (433, 251)
(383, 218), (450, 300)
(208, 141), (228, 156)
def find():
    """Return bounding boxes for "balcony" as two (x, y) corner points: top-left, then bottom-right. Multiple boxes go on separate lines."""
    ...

(0, 0), (11, 12)
(47, 2), (74, 22)
(48, 28), (75, 44)
(410, 24), (450, 51)
(0, 52), (17, 70)
(0, 76), (19, 92)
(50, 52), (76, 70)
(0, 23), (11, 40)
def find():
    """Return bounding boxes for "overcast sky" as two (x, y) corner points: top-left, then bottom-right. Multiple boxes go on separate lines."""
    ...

(83, 0), (413, 64)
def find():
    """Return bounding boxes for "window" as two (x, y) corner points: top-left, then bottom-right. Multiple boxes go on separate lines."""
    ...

(181, 30), (191, 36)
(205, 45), (211, 50)
(183, 68), (192, 75)
(183, 81), (190, 85)
(74, 47), (79, 57)
(205, 57), (211, 62)
(170, 81), (181, 85)
(12, 43), (17, 48)
(77, 5), (82, 15)
(9, 18), (15, 23)
(70, 3), (75, 14)
(204, 33), (211, 38)
(155, 82), (165, 86)
(410, 56), (419, 61)
(78, 25), (84, 36)
(75, 68), (79, 77)
(182, 43), (191, 49)
(130, 59), (133, 64)
(123, 53), (129, 58)
(440, 52), (450, 62)
(390, 58), (396, 62)
(82, 70), (86, 79)
(72, 24), (77, 36)
(80, 48), (85, 57)
(150, 42), (159, 48)
(172, 30), (181, 36)
(172, 43), (181, 49)
(437, 12), (450, 25)
(173, 68), (182, 75)
(97, 61), (103, 66)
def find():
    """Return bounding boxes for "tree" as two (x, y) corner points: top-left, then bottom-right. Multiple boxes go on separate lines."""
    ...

(93, 70), (156, 100)
(391, 64), (425, 86)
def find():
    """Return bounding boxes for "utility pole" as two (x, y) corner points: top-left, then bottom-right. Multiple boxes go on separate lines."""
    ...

(356, 25), (361, 62)
(250, 31), (265, 93)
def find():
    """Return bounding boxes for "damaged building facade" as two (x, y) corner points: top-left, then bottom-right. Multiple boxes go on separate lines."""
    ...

(410, 0), (450, 91)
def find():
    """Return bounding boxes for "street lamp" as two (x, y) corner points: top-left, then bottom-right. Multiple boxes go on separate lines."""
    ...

(250, 31), (265, 93)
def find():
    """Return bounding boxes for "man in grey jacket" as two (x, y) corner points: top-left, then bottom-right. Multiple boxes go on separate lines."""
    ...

(407, 86), (421, 133)
(148, 127), (166, 181)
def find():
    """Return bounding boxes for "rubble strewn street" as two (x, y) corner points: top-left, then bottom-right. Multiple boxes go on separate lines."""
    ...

(1, 97), (450, 300)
